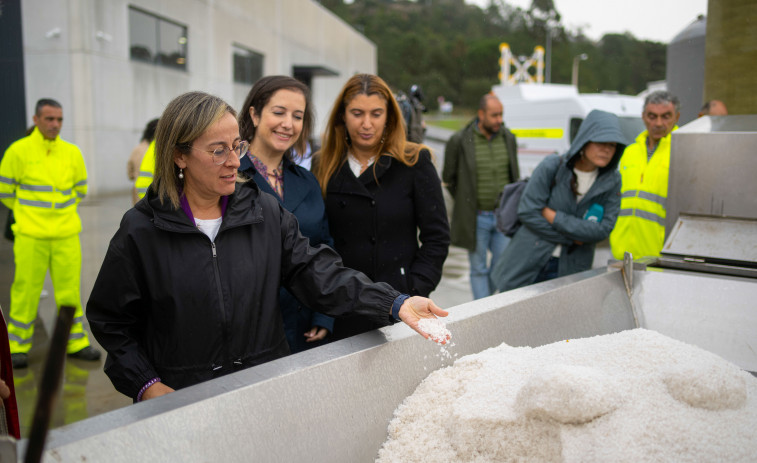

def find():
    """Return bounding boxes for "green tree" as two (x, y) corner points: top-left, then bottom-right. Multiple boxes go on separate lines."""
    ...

(319, 0), (666, 110)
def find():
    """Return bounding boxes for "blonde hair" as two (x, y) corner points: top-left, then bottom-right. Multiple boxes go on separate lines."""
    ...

(313, 73), (427, 196)
(152, 91), (236, 208)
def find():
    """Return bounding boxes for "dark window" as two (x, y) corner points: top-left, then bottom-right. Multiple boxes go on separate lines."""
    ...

(233, 45), (264, 85)
(569, 117), (583, 144)
(129, 6), (187, 71)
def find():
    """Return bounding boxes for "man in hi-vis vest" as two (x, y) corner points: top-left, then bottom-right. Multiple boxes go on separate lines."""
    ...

(610, 91), (680, 260)
(0, 98), (101, 368)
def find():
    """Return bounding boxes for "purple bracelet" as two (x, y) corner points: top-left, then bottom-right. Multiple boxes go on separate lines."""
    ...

(137, 377), (161, 402)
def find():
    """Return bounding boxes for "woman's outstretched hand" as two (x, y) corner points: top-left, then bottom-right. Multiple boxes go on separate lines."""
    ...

(398, 296), (450, 343)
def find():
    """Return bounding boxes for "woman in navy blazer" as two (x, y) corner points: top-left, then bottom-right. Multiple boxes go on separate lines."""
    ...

(237, 76), (334, 353)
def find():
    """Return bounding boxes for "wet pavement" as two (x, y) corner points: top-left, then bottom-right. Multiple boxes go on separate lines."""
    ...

(0, 132), (611, 437)
(0, 194), (134, 438)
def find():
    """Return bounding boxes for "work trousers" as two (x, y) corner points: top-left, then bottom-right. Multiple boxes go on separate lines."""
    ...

(7, 233), (90, 354)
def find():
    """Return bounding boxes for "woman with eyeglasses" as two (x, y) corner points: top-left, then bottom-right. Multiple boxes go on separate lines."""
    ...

(237, 76), (334, 353)
(86, 91), (448, 402)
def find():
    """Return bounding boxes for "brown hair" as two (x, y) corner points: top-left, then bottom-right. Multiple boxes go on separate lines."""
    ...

(152, 91), (236, 208)
(313, 73), (427, 196)
(238, 75), (313, 161)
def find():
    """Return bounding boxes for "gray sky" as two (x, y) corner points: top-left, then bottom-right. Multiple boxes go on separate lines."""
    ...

(467, 0), (708, 43)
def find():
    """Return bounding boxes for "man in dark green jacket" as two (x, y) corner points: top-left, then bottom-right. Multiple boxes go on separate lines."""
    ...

(442, 94), (519, 299)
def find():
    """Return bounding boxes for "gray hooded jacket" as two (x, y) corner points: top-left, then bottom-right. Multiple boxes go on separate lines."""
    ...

(490, 110), (627, 292)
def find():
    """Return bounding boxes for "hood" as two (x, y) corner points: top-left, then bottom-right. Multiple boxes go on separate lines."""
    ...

(565, 109), (627, 173)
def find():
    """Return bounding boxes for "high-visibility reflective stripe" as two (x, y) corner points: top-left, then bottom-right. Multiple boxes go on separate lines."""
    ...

(60, 188), (72, 196)
(74, 179), (87, 186)
(137, 187), (149, 194)
(19, 184), (53, 192)
(138, 171), (153, 178)
(76, 191), (86, 199)
(18, 198), (52, 208)
(55, 198), (77, 208)
(618, 208), (664, 225)
(8, 334), (32, 344)
(510, 128), (564, 139)
(621, 189), (666, 207)
(9, 317), (34, 330)
(0, 175), (15, 185)
(637, 190), (666, 207)
(69, 332), (85, 340)
(73, 316), (85, 324)
(635, 209), (665, 225)
(0, 193), (14, 199)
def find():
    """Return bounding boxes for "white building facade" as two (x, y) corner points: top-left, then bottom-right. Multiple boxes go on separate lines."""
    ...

(21, 0), (376, 195)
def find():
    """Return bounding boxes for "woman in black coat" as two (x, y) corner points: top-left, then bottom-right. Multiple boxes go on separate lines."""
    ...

(313, 74), (450, 341)
(86, 91), (449, 402)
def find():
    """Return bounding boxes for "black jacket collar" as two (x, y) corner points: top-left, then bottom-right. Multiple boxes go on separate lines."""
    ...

(136, 181), (263, 233)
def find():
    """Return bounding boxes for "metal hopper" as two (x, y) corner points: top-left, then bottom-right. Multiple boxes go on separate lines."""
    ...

(7, 116), (756, 462)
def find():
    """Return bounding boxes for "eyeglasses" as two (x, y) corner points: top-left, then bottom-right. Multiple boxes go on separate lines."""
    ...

(193, 140), (249, 165)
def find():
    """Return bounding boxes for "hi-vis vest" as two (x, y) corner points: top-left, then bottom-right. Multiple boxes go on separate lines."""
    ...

(610, 127), (677, 260)
(0, 128), (87, 239)
(135, 141), (155, 200)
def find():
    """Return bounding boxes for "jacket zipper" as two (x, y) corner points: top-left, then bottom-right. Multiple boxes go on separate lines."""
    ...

(211, 241), (231, 373)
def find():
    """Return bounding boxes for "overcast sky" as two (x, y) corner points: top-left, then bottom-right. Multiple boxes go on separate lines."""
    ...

(467, 0), (708, 43)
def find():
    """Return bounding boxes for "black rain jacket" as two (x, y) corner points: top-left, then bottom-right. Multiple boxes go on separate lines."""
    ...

(86, 180), (398, 400)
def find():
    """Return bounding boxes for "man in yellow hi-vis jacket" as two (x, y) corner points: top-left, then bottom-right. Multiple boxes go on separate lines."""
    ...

(610, 91), (680, 261)
(0, 99), (101, 369)
(134, 140), (155, 201)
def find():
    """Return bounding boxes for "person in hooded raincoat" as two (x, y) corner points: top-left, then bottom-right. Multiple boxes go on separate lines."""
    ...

(490, 110), (627, 292)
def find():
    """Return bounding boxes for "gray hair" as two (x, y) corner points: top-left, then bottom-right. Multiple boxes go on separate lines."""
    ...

(153, 91), (236, 208)
(35, 98), (62, 115)
(644, 90), (680, 114)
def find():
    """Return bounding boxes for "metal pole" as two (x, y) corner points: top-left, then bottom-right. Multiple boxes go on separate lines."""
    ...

(545, 28), (552, 83)
(24, 305), (76, 463)
(571, 53), (588, 88)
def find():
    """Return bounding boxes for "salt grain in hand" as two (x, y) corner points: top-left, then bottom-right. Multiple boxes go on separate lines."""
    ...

(418, 318), (451, 344)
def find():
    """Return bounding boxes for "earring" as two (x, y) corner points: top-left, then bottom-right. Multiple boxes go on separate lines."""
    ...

(345, 132), (351, 146)
(178, 168), (184, 179)
(380, 133), (386, 145)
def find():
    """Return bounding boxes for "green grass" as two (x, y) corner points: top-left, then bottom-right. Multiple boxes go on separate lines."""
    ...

(427, 118), (468, 131)
(425, 110), (475, 132)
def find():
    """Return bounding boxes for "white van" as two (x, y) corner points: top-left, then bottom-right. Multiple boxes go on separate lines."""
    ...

(492, 83), (645, 176)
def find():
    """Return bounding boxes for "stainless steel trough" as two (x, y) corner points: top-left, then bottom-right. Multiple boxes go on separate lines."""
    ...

(8, 115), (756, 462)
(9, 262), (755, 462)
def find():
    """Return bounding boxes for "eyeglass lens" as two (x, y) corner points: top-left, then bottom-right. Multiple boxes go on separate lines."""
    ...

(212, 141), (248, 164)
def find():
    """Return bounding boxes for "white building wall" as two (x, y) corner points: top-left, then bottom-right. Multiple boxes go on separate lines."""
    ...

(21, 0), (376, 195)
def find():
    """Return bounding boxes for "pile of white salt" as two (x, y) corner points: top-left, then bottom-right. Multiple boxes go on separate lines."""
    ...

(376, 329), (757, 462)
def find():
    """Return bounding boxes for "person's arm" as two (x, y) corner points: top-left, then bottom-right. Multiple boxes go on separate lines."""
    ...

(306, 310), (334, 343)
(304, 173), (335, 339)
(140, 380), (175, 401)
(516, 155), (573, 245)
(550, 175), (622, 244)
(442, 133), (461, 197)
(0, 146), (19, 210)
(408, 150), (450, 296)
(72, 147), (88, 203)
(278, 204), (448, 333)
(135, 141), (156, 200)
(86, 223), (164, 401)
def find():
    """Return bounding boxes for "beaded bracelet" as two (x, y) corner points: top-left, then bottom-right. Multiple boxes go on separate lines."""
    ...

(137, 377), (161, 402)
